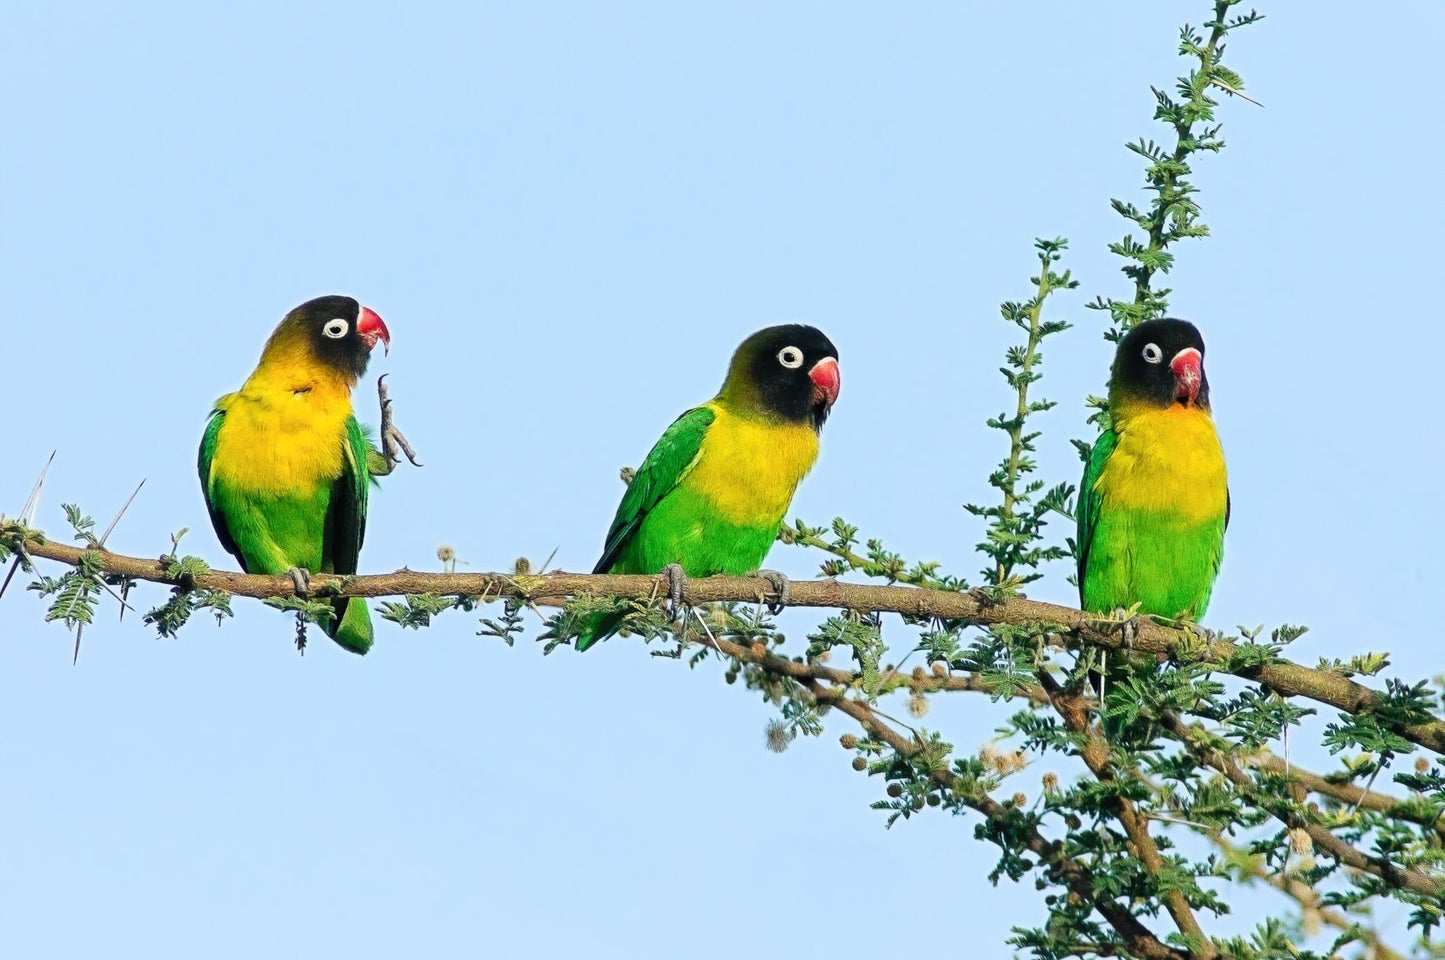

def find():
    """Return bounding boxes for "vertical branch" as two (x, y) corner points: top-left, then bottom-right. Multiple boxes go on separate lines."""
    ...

(1091, 1), (1264, 338)
(967, 238), (1078, 591)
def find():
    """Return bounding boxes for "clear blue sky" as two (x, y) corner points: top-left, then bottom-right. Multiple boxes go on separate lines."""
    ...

(3, 2), (1441, 957)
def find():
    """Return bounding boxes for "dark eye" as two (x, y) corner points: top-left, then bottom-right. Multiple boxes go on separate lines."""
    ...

(322, 319), (349, 339)
(777, 346), (804, 369)
(1141, 342), (1163, 364)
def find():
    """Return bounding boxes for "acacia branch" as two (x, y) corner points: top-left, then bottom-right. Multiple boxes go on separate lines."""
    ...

(1040, 674), (1217, 958)
(1162, 711), (1445, 901)
(1208, 833), (1408, 960)
(1249, 752), (1445, 842)
(14, 534), (1445, 758)
(805, 680), (1190, 960)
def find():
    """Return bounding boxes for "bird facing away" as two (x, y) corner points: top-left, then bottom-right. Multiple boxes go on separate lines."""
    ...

(1077, 318), (1229, 623)
(198, 295), (420, 655)
(577, 324), (842, 651)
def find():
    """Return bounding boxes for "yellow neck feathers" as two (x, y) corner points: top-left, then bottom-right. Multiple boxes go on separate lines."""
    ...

(209, 329), (358, 495)
(687, 399), (820, 526)
(1101, 398), (1227, 524)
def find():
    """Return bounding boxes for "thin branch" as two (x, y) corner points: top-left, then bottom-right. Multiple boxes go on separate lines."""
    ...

(805, 680), (1190, 960)
(1161, 711), (1445, 900)
(1249, 752), (1445, 841)
(13, 532), (1445, 757)
(1209, 834), (1407, 960)
(1040, 673), (1218, 958)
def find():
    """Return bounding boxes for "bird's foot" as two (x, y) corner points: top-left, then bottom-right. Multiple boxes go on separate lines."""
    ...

(749, 569), (791, 615)
(660, 563), (688, 621)
(378, 375), (422, 471)
(1110, 607), (1144, 650)
(1182, 621), (1221, 644)
(286, 567), (311, 597)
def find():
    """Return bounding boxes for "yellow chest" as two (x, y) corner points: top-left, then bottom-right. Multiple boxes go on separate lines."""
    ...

(1096, 405), (1228, 523)
(210, 373), (354, 496)
(686, 403), (820, 525)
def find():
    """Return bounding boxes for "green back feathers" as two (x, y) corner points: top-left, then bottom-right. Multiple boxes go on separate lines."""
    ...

(1074, 427), (1117, 597)
(593, 407), (714, 577)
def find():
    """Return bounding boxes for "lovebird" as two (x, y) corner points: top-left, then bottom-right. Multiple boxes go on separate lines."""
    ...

(198, 295), (420, 654)
(1076, 318), (1229, 710)
(576, 324), (841, 651)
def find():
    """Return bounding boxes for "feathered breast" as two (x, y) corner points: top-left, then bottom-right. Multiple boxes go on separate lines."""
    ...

(684, 402), (820, 527)
(1096, 403), (1227, 523)
(209, 353), (355, 497)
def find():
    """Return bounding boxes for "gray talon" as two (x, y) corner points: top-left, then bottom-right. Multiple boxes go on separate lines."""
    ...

(661, 563), (688, 620)
(287, 567), (311, 597)
(752, 569), (791, 614)
(378, 375), (423, 469)
(1122, 615), (1144, 650)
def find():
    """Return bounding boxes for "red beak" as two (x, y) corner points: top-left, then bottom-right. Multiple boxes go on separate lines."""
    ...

(809, 356), (840, 409)
(357, 306), (390, 355)
(1170, 347), (1202, 404)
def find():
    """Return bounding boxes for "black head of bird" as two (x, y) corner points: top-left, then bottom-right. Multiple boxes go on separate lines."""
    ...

(723, 324), (841, 429)
(1112, 318), (1210, 411)
(267, 294), (391, 382)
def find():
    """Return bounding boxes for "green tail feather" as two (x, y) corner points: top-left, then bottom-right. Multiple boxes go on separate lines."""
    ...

(574, 607), (627, 652)
(328, 597), (373, 655)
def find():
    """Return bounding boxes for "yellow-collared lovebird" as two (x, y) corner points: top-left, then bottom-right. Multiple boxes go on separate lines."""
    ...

(576, 325), (841, 651)
(198, 295), (420, 655)
(1077, 318), (1229, 701)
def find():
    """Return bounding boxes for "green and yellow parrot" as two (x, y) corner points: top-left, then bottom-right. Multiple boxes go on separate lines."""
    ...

(198, 295), (419, 655)
(1077, 318), (1229, 715)
(576, 324), (841, 651)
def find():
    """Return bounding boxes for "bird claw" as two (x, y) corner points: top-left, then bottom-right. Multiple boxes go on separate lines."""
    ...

(378, 375), (422, 470)
(1111, 607), (1143, 650)
(287, 567), (311, 597)
(660, 563), (688, 621)
(750, 569), (791, 615)
(1183, 622), (1221, 644)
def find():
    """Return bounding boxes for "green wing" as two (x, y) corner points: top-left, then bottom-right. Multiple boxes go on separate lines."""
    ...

(323, 416), (371, 576)
(1075, 427), (1118, 601)
(197, 410), (242, 564)
(593, 406), (715, 574)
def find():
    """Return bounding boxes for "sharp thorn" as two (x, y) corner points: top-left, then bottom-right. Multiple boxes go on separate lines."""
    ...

(72, 624), (84, 665)
(97, 578), (136, 615)
(0, 557), (21, 600)
(19, 451), (57, 525)
(98, 478), (146, 547)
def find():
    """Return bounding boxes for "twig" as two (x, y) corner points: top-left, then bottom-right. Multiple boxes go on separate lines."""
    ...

(806, 680), (1189, 960)
(1162, 711), (1444, 900)
(1040, 673), (1218, 958)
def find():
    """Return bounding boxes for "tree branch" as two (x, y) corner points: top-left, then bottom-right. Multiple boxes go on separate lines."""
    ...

(1161, 711), (1445, 901)
(806, 680), (1190, 960)
(1208, 833), (1409, 960)
(14, 533), (1444, 758)
(1041, 674), (1218, 958)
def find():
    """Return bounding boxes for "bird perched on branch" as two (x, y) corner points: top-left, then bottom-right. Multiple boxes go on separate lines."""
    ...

(1076, 318), (1229, 724)
(576, 324), (841, 651)
(198, 295), (421, 654)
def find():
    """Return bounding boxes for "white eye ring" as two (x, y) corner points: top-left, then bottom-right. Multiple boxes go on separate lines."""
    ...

(1141, 342), (1163, 364)
(777, 346), (804, 369)
(323, 319), (349, 339)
